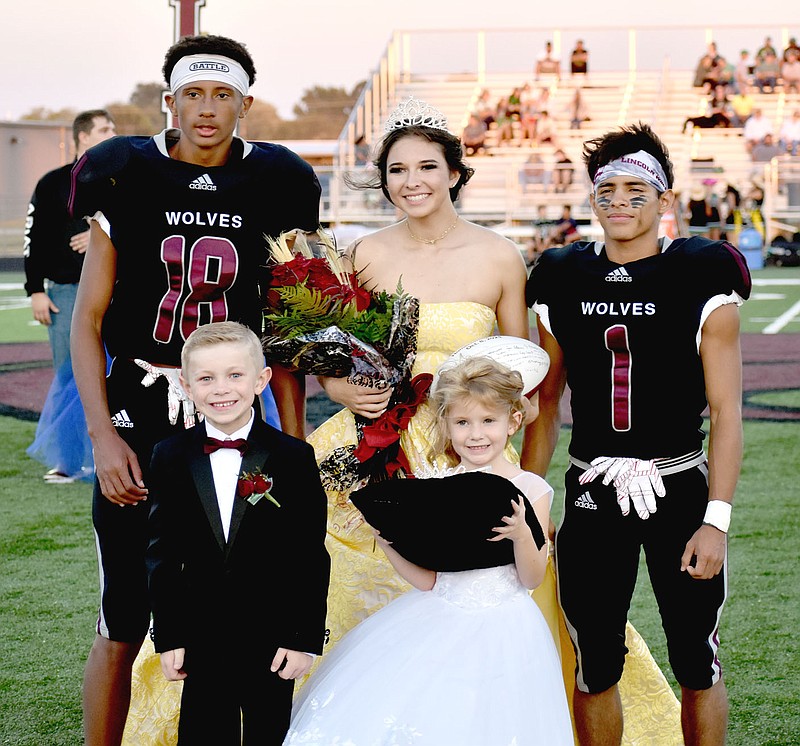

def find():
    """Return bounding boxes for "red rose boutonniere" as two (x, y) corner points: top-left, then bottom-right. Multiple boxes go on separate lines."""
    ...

(237, 470), (280, 507)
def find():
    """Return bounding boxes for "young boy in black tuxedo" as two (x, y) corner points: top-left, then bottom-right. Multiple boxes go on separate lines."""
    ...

(146, 321), (330, 745)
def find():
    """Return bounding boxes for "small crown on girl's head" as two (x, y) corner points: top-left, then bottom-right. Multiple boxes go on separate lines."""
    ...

(384, 97), (449, 133)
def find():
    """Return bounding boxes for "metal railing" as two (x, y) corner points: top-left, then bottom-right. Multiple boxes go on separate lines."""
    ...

(764, 156), (800, 234)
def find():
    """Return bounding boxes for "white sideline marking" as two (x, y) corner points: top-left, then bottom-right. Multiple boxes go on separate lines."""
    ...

(762, 299), (800, 334)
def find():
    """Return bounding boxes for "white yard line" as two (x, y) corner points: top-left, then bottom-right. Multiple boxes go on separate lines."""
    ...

(762, 299), (800, 334)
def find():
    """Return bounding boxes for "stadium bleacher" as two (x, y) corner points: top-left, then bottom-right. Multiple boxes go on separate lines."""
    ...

(325, 29), (800, 245)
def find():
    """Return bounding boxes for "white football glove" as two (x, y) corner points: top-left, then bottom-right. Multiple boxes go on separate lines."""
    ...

(579, 457), (666, 519)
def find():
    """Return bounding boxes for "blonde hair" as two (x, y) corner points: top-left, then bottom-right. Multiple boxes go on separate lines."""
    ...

(428, 356), (525, 465)
(181, 321), (264, 374)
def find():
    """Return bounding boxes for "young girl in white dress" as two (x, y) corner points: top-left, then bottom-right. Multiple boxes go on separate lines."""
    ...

(284, 356), (574, 745)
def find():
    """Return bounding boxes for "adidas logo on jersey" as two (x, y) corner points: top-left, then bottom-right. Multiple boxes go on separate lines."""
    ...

(605, 267), (632, 282)
(189, 174), (217, 191)
(111, 409), (134, 428)
(575, 492), (597, 510)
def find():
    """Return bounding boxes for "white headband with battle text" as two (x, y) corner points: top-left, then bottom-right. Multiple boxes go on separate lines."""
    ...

(169, 54), (250, 97)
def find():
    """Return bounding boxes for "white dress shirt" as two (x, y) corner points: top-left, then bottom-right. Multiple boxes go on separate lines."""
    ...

(206, 413), (318, 660)
(206, 411), (254, 542)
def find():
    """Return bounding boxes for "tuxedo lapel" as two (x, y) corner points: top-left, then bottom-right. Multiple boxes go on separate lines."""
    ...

(188, 429), (227, 553)
(226, 428), (271, 550)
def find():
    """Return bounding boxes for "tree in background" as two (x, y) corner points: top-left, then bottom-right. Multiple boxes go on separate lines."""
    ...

(21, 107), (78, 123)
(287, 82), (366, 138)
(239, 99), (285, 140)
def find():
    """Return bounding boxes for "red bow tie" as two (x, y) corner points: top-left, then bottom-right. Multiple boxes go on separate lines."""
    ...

(204, 437), (248, 455)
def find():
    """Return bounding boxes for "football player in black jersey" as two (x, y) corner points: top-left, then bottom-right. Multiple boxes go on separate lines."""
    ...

(69, 35), (320, 745)
(524, 123), (751, 746)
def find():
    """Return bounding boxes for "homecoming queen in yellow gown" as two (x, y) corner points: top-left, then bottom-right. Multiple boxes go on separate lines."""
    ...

(122, 98), (682, 745)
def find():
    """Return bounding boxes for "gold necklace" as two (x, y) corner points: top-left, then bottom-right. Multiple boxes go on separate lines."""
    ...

(405, 216), (460, 245)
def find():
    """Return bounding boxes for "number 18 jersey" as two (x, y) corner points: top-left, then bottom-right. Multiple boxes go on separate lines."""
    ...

(70, 130), (321, 365)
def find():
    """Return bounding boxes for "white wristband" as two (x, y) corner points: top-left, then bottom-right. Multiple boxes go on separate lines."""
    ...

(703, 500), (732, 533)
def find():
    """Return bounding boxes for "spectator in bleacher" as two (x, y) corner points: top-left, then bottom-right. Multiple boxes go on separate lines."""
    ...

(692, 53), (719, 91)
(570, 40), (589, 76)
(781, 50), (800, 93)
(715, 56), (735, 93)
(544, 204), (580, 248)
(743, 108), (773, 151)
(528, 204), (554, 260)
(709, 83), (732, 109)
(734, 49), (754, 93)
(519, 152), (548, 192)
(493, 96), (516, 145)
(755, 50), (780, 92)
(551, 148), (574, 193)
(519, 99), (539, 142)
(784, 37), (800, 62)
(473, 88), (496, 128)
(535, 109), (557, 146)
(534, 86), (551, 121)
(730, 85), (755, 127)
(506, 86), (523, 119)
(682, 85), (732, 132)
(751, 133), (783, 164)
(567, 87), (590, 129)
(518, 83), (540, 141)
(535, 40), (561, 80)
(779, 109), (800, 155)
(461, 113), (488, 156)
(756, 36), (777, 62)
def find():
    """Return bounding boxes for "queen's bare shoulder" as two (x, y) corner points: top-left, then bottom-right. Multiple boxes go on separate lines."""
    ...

(350, 223), (404, 271)
(465, 223), (523, 265)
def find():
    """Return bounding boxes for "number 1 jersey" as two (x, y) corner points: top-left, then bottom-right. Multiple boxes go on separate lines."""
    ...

(526, 237), (751, 460)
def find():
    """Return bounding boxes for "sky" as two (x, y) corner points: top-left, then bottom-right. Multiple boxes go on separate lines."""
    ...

(0, 1), (796, 122)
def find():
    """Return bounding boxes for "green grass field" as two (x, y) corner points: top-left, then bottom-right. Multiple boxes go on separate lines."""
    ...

(1, 268), (799, 744)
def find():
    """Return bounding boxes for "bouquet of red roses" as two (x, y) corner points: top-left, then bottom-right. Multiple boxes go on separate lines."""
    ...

(263, 229), (430, 488)
(263, 229), (418, 388)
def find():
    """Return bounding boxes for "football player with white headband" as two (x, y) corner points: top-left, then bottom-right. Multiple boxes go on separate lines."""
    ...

(69, 34), (321, 745)
(525, 123), (751, 745)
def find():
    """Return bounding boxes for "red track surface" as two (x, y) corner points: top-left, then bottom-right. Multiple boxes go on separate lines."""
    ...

(1, 335), (798, 424)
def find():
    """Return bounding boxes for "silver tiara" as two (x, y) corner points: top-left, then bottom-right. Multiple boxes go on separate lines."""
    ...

(384, 97), (449, 132)
(412, 463), (466, 480)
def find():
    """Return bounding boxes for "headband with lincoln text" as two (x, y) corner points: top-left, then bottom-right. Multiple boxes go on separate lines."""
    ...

(169, 54), (250, 97)
(593, 150), (669, 193)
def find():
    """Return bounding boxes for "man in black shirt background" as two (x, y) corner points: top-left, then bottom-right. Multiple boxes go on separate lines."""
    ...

(23, 109), (116, 482)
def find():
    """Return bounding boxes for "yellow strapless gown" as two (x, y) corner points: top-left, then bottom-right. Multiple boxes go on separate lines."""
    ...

(122, 302), (682, 745)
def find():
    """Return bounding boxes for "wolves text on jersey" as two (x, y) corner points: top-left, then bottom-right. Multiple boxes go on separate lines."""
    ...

(165, 211), (243, 229)
(581, 301), (656, 316)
